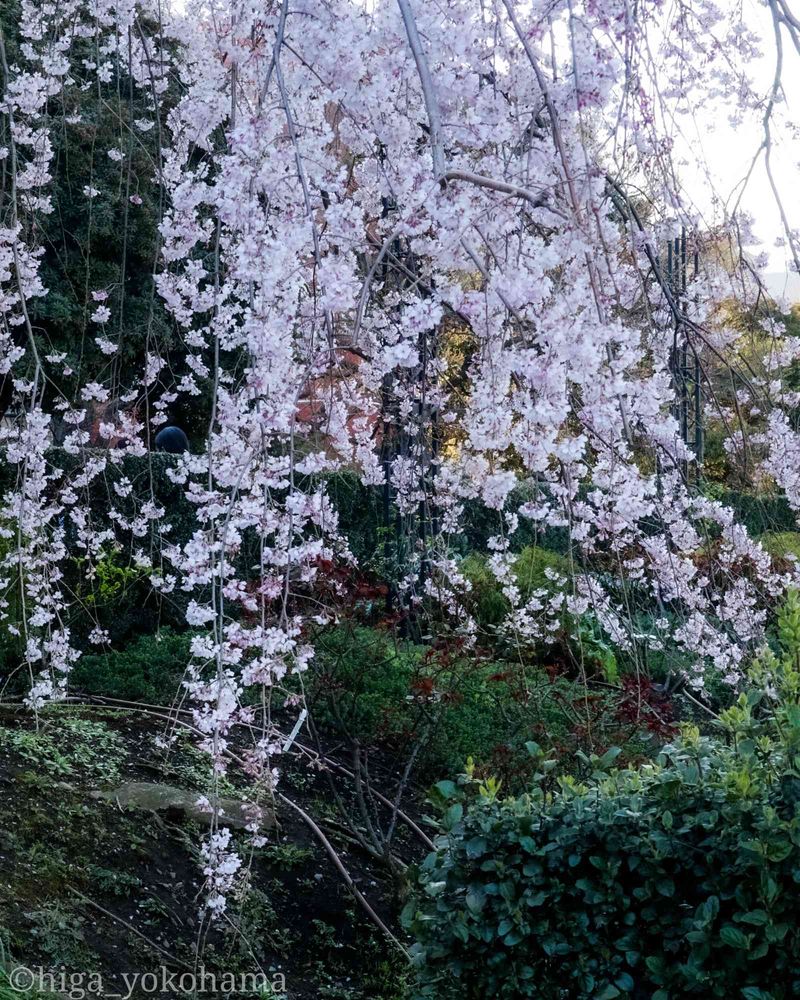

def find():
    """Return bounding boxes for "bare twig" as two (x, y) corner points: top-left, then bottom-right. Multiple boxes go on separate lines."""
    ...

(395, 0), (446, 181)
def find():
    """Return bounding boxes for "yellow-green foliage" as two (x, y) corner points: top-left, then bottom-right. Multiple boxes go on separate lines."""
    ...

(460, 553), (509, 626)
(748, 588), (800, 731)
(513, 546), (570, 593)
(75, 546), (143, 608)
(759, 531), (800, 563)
(461, 546), (570, 627)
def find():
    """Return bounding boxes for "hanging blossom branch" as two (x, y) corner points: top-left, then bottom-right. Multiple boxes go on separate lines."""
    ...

(2, 0), (800, 918)
(0, 1), (103, 707)
(380, 0), (790, 681)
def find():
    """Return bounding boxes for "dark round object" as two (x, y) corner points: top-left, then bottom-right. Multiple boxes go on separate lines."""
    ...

(154, 426), (190, 454)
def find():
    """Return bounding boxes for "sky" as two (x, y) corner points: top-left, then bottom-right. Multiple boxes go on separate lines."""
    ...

(165, 0), (800, 298)
(673, 0), (800, 300)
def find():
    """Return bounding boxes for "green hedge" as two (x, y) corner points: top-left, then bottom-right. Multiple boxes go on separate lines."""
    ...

(4, 453), (567, 564)
(702, 484), (796, 537)
(404, 596), (800, 1000)
(318, 472), (571, 563)
(71, 628), (192, 703)
(407, 733), (800, 999)
(2, 454), (793, 564)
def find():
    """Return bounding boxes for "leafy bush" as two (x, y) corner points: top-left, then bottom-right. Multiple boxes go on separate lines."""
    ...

(310, 625), (421, 739)
(309, 625), (657, 786)
(759, 531), (800, 564)
(312, 624), (574, 781)
(310, 625), (541, 779)
(71, 629), (191, 704)
(405, 592), (800, 1000)
(461, 546), (571, 628)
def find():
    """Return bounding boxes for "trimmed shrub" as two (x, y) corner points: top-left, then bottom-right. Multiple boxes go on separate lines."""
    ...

(71, 628), (192, 704)
(4, 455), (566, 583)
(702, 484), (795, 537)
(408, 733), (800, 999)
(405, 597), (800, 1000)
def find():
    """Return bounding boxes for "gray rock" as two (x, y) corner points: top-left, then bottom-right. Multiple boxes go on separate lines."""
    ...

(96, 781), (275, 830)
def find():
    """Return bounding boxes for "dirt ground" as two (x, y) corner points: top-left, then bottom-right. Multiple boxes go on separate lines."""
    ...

(0, 702), (419, 999)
